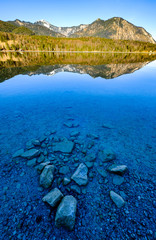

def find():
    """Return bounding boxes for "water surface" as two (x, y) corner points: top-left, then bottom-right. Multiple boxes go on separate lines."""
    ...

(0, 53), (156, 240)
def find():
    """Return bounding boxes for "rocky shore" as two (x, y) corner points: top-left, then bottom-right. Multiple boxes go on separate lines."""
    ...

(0, 122), (156, 239)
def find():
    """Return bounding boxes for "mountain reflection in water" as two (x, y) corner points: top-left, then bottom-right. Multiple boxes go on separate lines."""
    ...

(0, 52), (156, 82)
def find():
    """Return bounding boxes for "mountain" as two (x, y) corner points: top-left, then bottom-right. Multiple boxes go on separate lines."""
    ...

(35, 20), (88, 37)
(8, 19), (64, 37)
(5, 18), (156, 43)
(71, 17), (155, 44)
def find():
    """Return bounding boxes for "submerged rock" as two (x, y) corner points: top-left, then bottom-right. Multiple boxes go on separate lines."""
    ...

(113, 175), (124, 185)
(42, 188), (63, 207)
(55, 195), (77, 230)
(71, 163), (88, 186)
(12, 149), (24, 158)
(40, 165), (55, 188)
(21, 149), (40, 160)
(59, 166), (70, 175)
(53, 140), (74, 153)
(70, 131), (80, 137)
(98, 148), (116, 162)
(97, 168), (107, 178)
(36, 161), (50, 174)
(108, 165), (128, 175)
(27, 158), (36, 167)
(63, 177), (71, 186)
(110, 191), (125, 208)
(70, 185), (81, 194)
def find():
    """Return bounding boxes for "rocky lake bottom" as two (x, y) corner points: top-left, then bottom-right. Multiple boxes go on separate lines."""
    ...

(0, 60), (156, 240)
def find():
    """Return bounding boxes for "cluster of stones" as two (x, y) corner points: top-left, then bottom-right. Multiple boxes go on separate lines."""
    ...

(12, 125), (128, 230)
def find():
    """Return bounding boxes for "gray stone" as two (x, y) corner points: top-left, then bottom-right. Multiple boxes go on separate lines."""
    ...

(113, 175), (124, 185)
(55, 195), (77, 230)
(110, 191), (125, 208)
(108, 165), (128, 175)
(53, 140), (74, 153)
(59, 166), (70, 175)
(42, 188), (63, 207)
(21, 149), (40, 160)
(40, 165), (55, 188)
(97, 168), (107, 178)
(70, 185), (81, 194)
(63, 177), (71, 186)
(70, 131), (80, 137)
(98, 148), (116, 162)
(71, 163), (88, 186)
(12, 149), (24, 158)
(27, 158), (36, 167)
(36, 161), (50, 173)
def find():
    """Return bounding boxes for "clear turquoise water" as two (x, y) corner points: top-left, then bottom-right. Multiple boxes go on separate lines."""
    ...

(0, 60), (156, 239)
(0, 61), (156, 174)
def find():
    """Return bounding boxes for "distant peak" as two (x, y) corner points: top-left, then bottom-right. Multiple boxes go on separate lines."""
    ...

(96, 18), (102, 21)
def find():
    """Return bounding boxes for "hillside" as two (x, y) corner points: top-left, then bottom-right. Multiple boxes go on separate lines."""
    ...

(71, 17), (155, 44)
(8, 19), (65, 37)
(0, 32), (156, 53)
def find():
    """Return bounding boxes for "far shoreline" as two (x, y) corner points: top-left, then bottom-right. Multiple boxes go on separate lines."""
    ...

(0, 50), (156, 54)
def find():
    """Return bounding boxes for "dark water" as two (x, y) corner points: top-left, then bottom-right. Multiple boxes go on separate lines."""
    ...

(0, 55), (156, 239)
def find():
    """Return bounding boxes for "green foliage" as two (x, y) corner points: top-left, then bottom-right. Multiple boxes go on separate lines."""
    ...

(0, 31), (156, 53)
(0, 20), (17, 32)
(12, 26), (35, 36)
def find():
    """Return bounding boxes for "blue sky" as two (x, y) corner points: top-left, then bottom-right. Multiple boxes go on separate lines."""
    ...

(1, 0), (156, 40)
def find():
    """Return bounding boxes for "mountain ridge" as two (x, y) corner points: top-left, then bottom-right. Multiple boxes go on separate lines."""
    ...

(2, 17), (155, 43)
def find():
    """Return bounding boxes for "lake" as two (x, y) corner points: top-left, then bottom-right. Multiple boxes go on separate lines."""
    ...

(0, 52), (156, 240)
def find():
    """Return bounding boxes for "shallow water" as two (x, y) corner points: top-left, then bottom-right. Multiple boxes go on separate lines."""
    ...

(0, 55), (156, 239)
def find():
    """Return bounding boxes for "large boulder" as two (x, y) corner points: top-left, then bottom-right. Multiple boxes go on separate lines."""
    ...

(55, 195), (77, 230)
(40, 165), (55, 188)
(71, 163), (88, 186)
(42, 188), (63, 207)
(110, 191), (125, 208)
(53, 140), (74, 153)
(21, 149), (40, 160)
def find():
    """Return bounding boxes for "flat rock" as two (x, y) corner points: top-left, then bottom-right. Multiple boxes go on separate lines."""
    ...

(108, 165), (128, 175)
(40, 165), (55, 188)
(110, 191), (125, 208)
(42, 188), (63, 207)
(12, 149), (24, 158)
(55, 195), (77, 230)
(98, 148), (116, 162)
(59, 166), (70, 174)
(71, 163), (88, 186)
(113, 175), (124, 185)
(53, 140), (74, 153)
(21, 149), (40, 160)
(27, 158), (36, 167)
